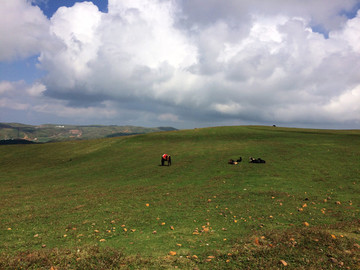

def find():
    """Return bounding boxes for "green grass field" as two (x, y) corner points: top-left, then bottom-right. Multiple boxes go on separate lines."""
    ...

(1, 126), (359, 269)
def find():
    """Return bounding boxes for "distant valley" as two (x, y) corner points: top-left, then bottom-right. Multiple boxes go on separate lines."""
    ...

(0, 123), (176, 143)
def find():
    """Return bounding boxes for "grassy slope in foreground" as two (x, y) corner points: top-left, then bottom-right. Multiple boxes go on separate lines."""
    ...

(0, 126), (359, 269)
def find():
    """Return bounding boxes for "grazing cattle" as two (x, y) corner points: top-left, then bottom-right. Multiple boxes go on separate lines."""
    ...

(228, 157), (242, 165)
(249, 157), (266, 163)
(228, 159), (235, 164)
(161, 154), (171, 166)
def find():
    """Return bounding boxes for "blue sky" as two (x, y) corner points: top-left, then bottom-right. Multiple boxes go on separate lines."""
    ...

(0, 1), (108, 84)
(1, 0), (360, 129)
(34, 0), (108, 18)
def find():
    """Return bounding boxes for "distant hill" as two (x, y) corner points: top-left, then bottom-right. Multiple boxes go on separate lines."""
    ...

(0, 123), (177, 143)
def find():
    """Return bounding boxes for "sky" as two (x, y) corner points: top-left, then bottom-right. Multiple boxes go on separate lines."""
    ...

(1, 0), (360, 129)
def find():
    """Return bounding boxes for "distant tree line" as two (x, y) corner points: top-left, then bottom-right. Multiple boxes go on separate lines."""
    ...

(0, 139), (37, 145)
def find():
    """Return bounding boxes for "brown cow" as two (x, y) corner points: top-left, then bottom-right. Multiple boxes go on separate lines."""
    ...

(161, 154), (171, 166)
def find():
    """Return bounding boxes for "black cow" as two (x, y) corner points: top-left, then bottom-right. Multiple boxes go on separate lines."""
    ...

(249, 157), (266, 163)
(228, 157), (242, 165)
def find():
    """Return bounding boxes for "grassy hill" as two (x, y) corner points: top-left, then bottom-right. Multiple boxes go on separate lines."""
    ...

(0, 122), (176, 143)
(0, 126), (359, 269)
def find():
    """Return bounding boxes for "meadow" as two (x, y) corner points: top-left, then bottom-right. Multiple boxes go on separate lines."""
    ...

(0, 126), (359, 269)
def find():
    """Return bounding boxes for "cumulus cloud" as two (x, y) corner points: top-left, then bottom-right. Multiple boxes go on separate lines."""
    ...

(180, 0), (359, 33)
(1, 0), (360, 128)
(0, 80), (122, 124)
(324, 85), (360, 122)
(0, 0), (54, 61)
(41, 0), (197, 103)
(27, 82), (46, 96)
(0, 81), (32, 111)
(0, 81), (15, 94)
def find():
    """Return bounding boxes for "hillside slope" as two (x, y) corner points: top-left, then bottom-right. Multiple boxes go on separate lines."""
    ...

(0, 122), (176, 143)
(1, 126), (359, 269)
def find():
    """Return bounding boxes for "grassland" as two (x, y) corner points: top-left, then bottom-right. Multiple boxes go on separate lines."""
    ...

(0, 126), (359, 269)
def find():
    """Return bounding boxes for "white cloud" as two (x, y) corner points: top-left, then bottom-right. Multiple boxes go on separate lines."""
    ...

(0, 80), (121, 124)
(33, 100), (118, 119)
(0, 0), (52, 61)
(1, 0), (360, 128)
(324, 85), (360, 121)
(158, 113), (181, 122)
(0, 97), (29, 110)
(40, 0), (198, 103)
(27, 82), (46, 96)
(213, 102), (245, 115)
(180, 0), (359, 33)
(37, 1), (360, 127)
(330, 10), (360, 53)
(0, 81), (16, 94)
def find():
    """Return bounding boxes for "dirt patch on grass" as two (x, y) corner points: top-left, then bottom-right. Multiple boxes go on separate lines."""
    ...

(228, 219), (360, 269)
(0, 246), (177, 270)
(2, 220), (359, 269)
